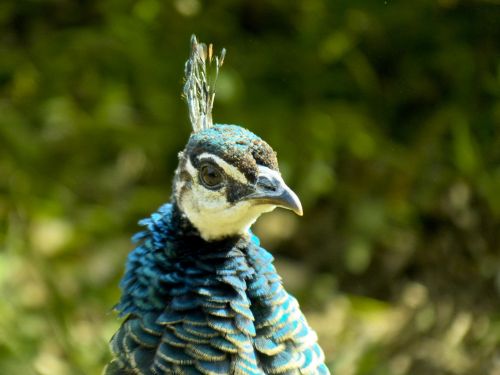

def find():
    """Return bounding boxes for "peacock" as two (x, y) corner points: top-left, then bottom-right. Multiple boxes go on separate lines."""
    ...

(105, 35), (330, 375)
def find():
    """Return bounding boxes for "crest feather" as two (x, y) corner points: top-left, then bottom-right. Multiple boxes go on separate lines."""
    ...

(183, 35), (226, 133)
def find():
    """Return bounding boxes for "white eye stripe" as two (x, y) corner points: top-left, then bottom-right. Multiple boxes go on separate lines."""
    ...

(198, 153), (248, 184)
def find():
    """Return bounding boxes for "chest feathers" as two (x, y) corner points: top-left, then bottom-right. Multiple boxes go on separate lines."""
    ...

(111, 204), (325, 375)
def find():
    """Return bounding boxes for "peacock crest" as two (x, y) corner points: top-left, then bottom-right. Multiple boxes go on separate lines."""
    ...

(183, 35), (226, 133)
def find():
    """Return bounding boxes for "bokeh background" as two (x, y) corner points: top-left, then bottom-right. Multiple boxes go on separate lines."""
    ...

(1, 1), (500, 374)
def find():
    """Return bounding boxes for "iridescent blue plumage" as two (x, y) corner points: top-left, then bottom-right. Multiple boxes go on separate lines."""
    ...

(106, 203), (328, 374)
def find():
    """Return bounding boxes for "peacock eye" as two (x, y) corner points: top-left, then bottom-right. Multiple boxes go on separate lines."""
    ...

(199, 163), (224, 189)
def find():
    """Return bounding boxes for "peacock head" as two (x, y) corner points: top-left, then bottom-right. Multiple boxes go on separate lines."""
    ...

(173, 36), (302, 241)
(173, 124), (302, 241)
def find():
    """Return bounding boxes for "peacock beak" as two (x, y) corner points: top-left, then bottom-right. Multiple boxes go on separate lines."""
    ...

(243, 167), (303, 216)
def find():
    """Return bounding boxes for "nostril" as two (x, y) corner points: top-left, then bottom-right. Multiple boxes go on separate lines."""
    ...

(259, 177), (277, 192)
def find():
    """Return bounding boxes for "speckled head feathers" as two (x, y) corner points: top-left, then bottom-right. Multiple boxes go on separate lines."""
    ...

(185, 124), (278, 182)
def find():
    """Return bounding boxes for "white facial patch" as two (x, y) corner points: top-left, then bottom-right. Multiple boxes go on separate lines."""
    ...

(182, 197), (276, 241)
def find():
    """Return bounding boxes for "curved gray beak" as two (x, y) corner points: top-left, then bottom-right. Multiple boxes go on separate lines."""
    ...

(243, 167), (303, 216)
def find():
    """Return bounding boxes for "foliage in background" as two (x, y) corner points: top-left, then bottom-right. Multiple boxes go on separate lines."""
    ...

(1, 1), (499, 374)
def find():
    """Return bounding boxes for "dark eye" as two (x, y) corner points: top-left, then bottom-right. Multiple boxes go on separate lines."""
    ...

(199, 163), (224, 189)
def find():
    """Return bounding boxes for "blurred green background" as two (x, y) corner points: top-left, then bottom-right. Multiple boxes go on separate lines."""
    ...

(1, 0), (500, 374)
